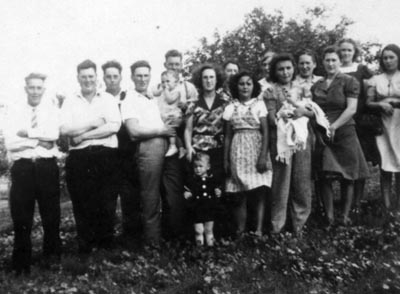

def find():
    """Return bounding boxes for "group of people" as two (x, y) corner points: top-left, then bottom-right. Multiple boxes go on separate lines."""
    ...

(4, 40), (400, 275)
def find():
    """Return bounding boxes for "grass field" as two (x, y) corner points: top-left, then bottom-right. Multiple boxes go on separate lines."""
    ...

(0, 167), (399, 294)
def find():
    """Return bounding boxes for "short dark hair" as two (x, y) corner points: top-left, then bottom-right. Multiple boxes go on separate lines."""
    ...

(295, 49), (317, 64)
(269, 53), (297, 83)
(322, 46), (341, 60)
(379, 44), (400, 72)
(337, 38), (361, 62)
(77, 59), (97, 74)
(130, 60), (151, 75)
(223, 60), (240, 71)
(102, 60), (122, 74)
(25, 72), (47, 83)
(229, 70), (261, 100)
(165, 49), (182, 60)
(192, 64), (224, 94)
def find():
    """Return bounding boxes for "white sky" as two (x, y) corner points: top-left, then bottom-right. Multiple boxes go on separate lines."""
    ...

(0, 0), (399, 105)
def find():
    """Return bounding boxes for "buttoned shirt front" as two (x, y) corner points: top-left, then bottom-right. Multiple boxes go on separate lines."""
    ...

(4, 99), (60, 161)
(60, 91), (121, 150)
(121, 89), (165, 130)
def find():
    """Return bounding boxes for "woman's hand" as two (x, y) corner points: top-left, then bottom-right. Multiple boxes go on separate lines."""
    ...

(328, 125), (337, 142)
(186, 146), (196, 162)
(380, 102), (394, 116)
(256, 156), (268, 173)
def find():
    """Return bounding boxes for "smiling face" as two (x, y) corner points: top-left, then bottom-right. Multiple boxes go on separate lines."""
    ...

(298, 54), (316, 79)
(261, 51), (275, 79)
(237, 75), (254, 101)
(201, 68), (217, 92)
(132, 66), (151, 94)
(339, 42), (356, 65)
(382, 49), (399, 73)
(25, 78), (45, 107)
(77, 67), (97, 95)
(323, 52), (341, 76)
(275, 60), (294, 85)
(103, 67), (122, 93)
(165, 56), (183, 72)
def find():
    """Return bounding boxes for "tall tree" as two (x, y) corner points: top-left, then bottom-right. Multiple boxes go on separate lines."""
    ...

(185, 6), (353, 77)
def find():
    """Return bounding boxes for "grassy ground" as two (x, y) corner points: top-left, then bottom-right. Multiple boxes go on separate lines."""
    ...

(0, 168), (400, 294)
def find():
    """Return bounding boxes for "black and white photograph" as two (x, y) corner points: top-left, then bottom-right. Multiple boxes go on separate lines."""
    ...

(0, 0), (399, 293)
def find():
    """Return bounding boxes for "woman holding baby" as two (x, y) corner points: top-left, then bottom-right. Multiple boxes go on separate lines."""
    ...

(263, 53), (314, 236)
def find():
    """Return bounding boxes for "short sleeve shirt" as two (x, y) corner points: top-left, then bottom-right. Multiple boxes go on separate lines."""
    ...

(60, 91), (121, 150)
(311, 73), (360, 125)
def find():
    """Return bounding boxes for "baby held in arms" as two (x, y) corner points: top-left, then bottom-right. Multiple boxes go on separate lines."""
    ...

(157, 70), (185, 157)
(276, 87), (330, 163)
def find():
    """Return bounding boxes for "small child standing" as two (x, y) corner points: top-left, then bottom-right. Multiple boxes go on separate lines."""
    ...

(184, 153), (221, 246)
(157, 70), (184, 157)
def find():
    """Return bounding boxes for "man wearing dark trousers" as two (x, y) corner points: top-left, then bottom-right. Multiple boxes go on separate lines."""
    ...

(4, 72), (61, 275)
(101, 60), (141, 239)
(60, 60), (121, 254)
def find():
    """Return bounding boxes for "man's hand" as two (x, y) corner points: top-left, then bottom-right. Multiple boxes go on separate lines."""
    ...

(70, 135), (84, 147)
(184, 191), (193, 200)
(17, 129), (28, 138)
(159, 124), (176, 137)
(380, 102), (394, 116)
(92, 118), (106, 129)
(38, 141), (54, 150)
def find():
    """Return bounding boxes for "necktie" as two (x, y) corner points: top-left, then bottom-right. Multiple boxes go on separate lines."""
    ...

(31, 108), (38, 128)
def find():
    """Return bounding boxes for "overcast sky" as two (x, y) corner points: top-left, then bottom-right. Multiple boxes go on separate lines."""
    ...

(0, 0), (399, 106)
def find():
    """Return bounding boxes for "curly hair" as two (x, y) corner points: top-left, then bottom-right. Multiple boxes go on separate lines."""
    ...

(269, 53), (296, 83)
(379, 44), (400, 72)
(192, 64), (224, 95)
(229, 70), (261, 100)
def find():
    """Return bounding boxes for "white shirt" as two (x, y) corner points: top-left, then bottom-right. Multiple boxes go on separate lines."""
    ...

(223, 98), (267, 124)
(258, 78), (272, 92)
(121, 90), (165, 130)
(4, 99), (60, 161)
(60, 91), (121, 150)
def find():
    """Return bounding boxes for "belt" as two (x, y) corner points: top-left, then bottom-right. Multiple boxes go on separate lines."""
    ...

(16, 157), (55, 164)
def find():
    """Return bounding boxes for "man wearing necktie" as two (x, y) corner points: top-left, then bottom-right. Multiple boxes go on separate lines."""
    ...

(4, 73), (61, 275)
(102, 60), (141, 240)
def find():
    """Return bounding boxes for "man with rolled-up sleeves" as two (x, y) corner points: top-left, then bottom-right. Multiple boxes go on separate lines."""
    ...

(60, 59), (121, 254)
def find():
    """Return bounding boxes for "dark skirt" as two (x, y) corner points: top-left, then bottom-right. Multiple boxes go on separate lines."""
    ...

(355, 124), (381, 166)
(315, 124), (370, 180)
(186, 197), (217, 223)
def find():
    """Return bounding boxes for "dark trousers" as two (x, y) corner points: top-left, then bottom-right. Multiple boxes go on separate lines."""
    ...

(162, 154), (186, 238)
(110, 150), (141, 236)
(10, 158), (61, 271)
(66, 147), (118, 252)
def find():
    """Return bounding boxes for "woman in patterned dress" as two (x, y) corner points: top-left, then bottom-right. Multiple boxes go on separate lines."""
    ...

(184, 64), (229, 184)
(223, 71), (272, 237)
(366, 44), (400, 213)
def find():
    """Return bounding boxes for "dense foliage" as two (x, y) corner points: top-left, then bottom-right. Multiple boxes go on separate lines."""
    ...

(185, 6), (380, 77)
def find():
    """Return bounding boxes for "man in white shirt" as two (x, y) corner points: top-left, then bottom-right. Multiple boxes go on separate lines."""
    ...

(101, 60), (141, 240)
(60, 60), (121, 254)
(4, 73), (61, 275)
(154, 49), (198, 104)
(121, 60), (178, 247)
